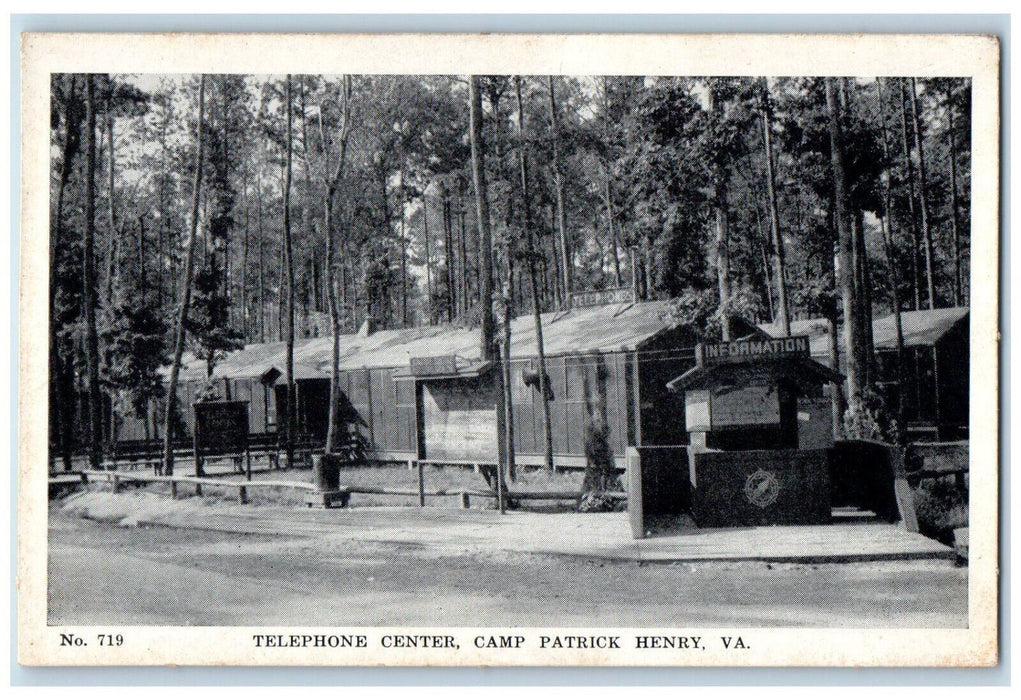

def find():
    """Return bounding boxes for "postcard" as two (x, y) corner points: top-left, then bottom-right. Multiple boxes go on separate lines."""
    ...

(18, 32), (999, 667)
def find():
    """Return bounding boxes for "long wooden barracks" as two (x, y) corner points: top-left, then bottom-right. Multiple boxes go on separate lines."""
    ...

(758, 307), (970, 441)
(137, 299), (713, 469)
(115, 301), (969, 467)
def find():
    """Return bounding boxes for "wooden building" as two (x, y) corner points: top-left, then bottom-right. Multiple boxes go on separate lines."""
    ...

(758, 307), (970, 440)
(128, 300), (702, 469)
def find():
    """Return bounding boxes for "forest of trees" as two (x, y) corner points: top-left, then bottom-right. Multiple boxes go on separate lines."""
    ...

(48, 73), (972, 471)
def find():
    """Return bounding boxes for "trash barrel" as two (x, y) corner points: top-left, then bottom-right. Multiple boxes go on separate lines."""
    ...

(312, 453), (341, 492)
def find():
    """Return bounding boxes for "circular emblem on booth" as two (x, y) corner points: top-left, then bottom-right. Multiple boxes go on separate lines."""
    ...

(743, 469), (781, 508)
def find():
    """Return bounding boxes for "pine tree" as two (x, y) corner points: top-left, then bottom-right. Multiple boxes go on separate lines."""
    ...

(186, 254), (245, 379)
(101, 267), (170, 439)
(162, 75), (206, 477)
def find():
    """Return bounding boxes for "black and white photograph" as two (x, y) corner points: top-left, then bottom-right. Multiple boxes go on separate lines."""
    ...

(18, 32), (1000, 667)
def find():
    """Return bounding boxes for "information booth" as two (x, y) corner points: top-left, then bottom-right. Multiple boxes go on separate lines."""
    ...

(666, 336), (843, 528)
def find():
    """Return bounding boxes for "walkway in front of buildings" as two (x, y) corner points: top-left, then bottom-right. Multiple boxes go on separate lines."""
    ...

(59, 491), (955, 564)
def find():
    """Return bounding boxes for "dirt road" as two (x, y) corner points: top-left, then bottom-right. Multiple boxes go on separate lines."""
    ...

(48, 511), (967, 627)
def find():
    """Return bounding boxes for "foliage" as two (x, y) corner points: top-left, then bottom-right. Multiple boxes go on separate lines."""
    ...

(194, 380), (224, 403)
(100, 268), (169, 423)
(47, 70), (973, 448)
(665, 285), (764, 341)
(578, 416), (623, 512)
(185, 253), (245, 376)
(842, 385), (900, 443)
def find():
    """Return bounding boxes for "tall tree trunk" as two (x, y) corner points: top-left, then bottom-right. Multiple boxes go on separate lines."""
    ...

(601, 77), (623, 288)
(643, 239), (654, 301)
(909, 78), (937, 310)
(241, 152), (250, 341)
(547, 203), (563, 309)
(101, 111), (117, 442)
(257, 172), (266, 344)
(324, 76), (353, 454)
(399, 168), (408, 326)
(827, 314), (844, 440)
(501, 275), (516, 482)
(876, 78), (907, 435)
(760, 78), (790, 335)
(157, 91), (170, 310)
(516, 76), (554, 471)
(760, 240), (774, 320)
(826, 77), (865, 421)
(846, 81), (876, 386)
(423, 192), (433, 323)
(603, 177), (623, 288)
(547, 76), (572, 308)
(708, 86), (732, 340)
(947, 89), (963, 306)
(162, 75), (206, 476)
(630, 246), (641, 302)
(51, 75), (80, 471)
(283, 76), (296, 468)
(219, 78), (233, 324)
(899, 78), (922, 310)
(105, 107), (118, 307)
(714, 205), (732, 340)
(277, 163), (286, 342)
(753, 203), (775, 320)
(470, 76), (509, 502)
(441, 183), (455, 322)
(81, 75), (104, 470)
(470, 77), (495, 359)
(137, 215), (146, 287)
(299, 76), (314, 335)
(458, 196), (469, 319)
(852, 209), (876, 381)
(489, 80), (516, 481)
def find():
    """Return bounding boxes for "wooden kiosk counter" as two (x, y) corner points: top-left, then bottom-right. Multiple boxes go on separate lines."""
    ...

(665, 336), (844, 528)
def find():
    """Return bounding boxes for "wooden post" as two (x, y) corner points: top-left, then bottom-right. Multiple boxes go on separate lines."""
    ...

(239, 485), (248, 504)
(417, 460), (425, 507)
(111, 474), (120, 494)
(626, 446), (644, 539)
(631, 352), (643, 457)
(193, 408), (203, 478)
(496, 462), (505, 514)
(170, 479), (178, 499)
(246, 448), (252, 481)
(461, 492), (470, 509)
(195, 482), (202, 497)
(932, 345), (942, 441)
(890, 446), (919, 533)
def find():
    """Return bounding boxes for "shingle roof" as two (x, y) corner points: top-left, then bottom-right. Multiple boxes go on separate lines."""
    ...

(173, 299), (680, 382)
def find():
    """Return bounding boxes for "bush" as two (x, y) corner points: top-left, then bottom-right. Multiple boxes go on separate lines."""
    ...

(843, 385), (900, 443)
(578, 417), (622, 512)
(913, 478), (968, 546)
